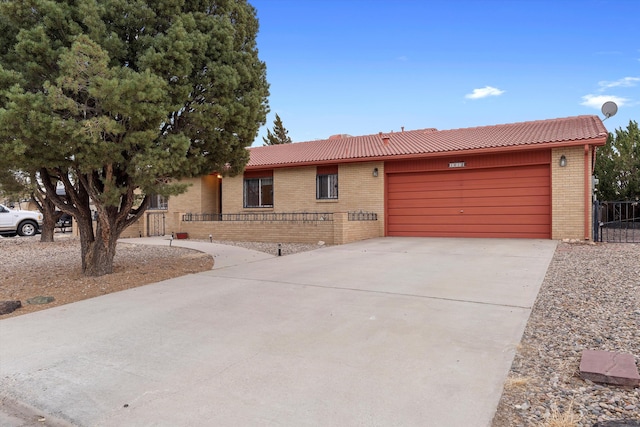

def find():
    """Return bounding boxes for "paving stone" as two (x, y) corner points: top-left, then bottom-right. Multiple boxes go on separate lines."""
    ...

(0, 300), (21, 315)
(25, 296), (55, 305)
(580, 349), (640, 387)
(593, 420), (640, 427)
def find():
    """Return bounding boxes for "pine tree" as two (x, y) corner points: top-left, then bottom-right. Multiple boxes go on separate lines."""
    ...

(0, 0), (270, 276)
(263, 114), (293, 145)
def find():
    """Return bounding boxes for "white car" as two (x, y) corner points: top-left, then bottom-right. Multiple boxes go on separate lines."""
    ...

(0, 204), (43, 237)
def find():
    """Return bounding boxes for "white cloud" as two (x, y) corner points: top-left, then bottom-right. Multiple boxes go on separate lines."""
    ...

(598, 77), (640, 91)
(465, 86), (505, 99)
(580, 94), (628, 109)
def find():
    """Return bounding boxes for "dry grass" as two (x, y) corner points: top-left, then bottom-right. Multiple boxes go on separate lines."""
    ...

(504, 376), (531, 390)
(539, 401), (581, 427)
(556, 357), (580, 380)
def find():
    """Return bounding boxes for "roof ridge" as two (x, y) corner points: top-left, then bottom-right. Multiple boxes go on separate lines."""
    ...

(247, 115), (607, 168)
(439, 115), (600, 133)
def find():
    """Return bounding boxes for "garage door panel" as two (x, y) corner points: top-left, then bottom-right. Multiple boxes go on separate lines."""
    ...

(386, 163), (551, 238)
(389, 223), (551, 236)
(388, 164), (548, 185)
(387, 179), (462, 193)
(462, 187), (549, 199)
(388, 189), (462, 201)
(388, 194), (550, 209)
(388, 175), (549, 195)
(388, 204), (550, 217)
(388, 214), (550, 227)
(390, 224), (546, 236)
(460, 176), (549, 191)
(390, 228), (550, 238)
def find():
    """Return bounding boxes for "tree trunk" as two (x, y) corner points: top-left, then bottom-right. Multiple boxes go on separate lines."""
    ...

(81, 233), (118, 276)
(31, 190), (62, 243)
(40, 202), (62, 242)
(74, 209), (120, 276)
(40, 212), (57, 242)
(38, 168), (148, 277)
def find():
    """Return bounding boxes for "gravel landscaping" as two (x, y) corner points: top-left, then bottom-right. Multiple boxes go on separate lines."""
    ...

(493, 242), (640, 426)
(0, 234), (320, 318)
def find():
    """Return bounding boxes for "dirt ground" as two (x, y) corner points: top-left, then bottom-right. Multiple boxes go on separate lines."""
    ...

(0, 235), (214, 318)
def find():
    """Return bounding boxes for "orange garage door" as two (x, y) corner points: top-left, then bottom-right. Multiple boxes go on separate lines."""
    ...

(387, 164), (551, 238)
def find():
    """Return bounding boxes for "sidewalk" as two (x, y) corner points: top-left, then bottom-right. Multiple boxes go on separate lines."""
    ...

(119, 237), (275, 269)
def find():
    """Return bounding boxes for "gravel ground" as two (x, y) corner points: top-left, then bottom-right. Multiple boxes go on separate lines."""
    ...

(493, 242), (640, 426)
(0, 234), (319, 319)
(1, 236), (638, 426)
(194, 238), (324, 257)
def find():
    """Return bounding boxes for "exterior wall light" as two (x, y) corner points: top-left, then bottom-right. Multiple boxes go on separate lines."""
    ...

(559, 155), (567, 167)
(373, 167), (379, 177)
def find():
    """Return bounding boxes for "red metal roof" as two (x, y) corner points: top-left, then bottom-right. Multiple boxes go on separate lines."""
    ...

(247, 115), (608, 169)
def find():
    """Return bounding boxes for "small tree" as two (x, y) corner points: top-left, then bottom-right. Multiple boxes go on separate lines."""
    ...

(262, 114), (292, 145)
(595, 120), (640, 201)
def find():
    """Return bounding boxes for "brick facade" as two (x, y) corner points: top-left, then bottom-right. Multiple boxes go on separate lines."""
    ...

(178, 212), (380, 245)
(551, 146), (594, 240)
(121, 147), (598, 243)
(220, 161), (385, 238)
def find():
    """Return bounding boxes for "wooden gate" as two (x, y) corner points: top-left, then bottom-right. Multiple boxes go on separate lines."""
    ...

(147, 212), (165, 236)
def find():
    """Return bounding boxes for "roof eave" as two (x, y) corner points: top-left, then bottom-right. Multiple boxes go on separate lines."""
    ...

(245, 136), (608, 170)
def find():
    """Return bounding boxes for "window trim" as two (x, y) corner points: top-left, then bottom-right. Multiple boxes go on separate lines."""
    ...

(244, 176), (274, 208)
(316, 171), (338, 200)
(148, 194), (168, 210)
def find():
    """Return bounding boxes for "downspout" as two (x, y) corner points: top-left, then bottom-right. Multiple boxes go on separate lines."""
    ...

(584, 144), (591, 240)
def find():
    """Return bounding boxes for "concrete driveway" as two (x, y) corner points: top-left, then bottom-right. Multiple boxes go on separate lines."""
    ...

(0, 237), (557, 426)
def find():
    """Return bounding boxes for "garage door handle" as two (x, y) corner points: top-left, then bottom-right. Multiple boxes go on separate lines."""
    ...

(460, 210), (464, 213)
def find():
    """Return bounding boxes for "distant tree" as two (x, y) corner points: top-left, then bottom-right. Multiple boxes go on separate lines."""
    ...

(0, 168), (65, 242)
(595, 120), (640, 201)
(0, 0), (269, 276)
(262, 114), (292, 145)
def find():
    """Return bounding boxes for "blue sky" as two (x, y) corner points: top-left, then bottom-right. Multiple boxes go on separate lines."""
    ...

(249, 0), (640, 146)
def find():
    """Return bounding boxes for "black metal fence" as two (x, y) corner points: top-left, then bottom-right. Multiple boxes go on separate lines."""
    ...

(594, 200), (640, 243)
(348, 211), (378, 221)
(182, 211), (379, 223)
(182, 212), (334, 222)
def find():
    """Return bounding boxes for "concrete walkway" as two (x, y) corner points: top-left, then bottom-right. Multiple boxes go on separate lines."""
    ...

(0, 237), (557, 426)
(120, 236), (276, 269)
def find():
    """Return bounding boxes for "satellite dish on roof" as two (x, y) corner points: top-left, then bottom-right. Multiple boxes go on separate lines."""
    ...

(601, 101), (618, 120)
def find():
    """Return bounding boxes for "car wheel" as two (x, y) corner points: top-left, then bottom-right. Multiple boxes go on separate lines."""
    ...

(18, 221), (37, 237)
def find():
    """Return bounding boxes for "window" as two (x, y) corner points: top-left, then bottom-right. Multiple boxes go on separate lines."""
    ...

(148, 194), (168, 210)
(244, 177), (273, 208)
(316, 166), (338, 199)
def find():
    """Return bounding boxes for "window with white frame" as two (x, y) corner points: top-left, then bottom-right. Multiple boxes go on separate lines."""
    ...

(316, 166), (338, 199)
(148, 194), (168, 210)
(244, 176), (273, 208)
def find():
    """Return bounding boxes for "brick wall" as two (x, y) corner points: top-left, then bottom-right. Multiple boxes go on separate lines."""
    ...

(222, 161), (384, 233)
(120, 217), (144, 238)
(551, 146), (592, 240)
(179, 218), (336, 244)
(334, 214), (381, 244)
(178, 212), (380, 245)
